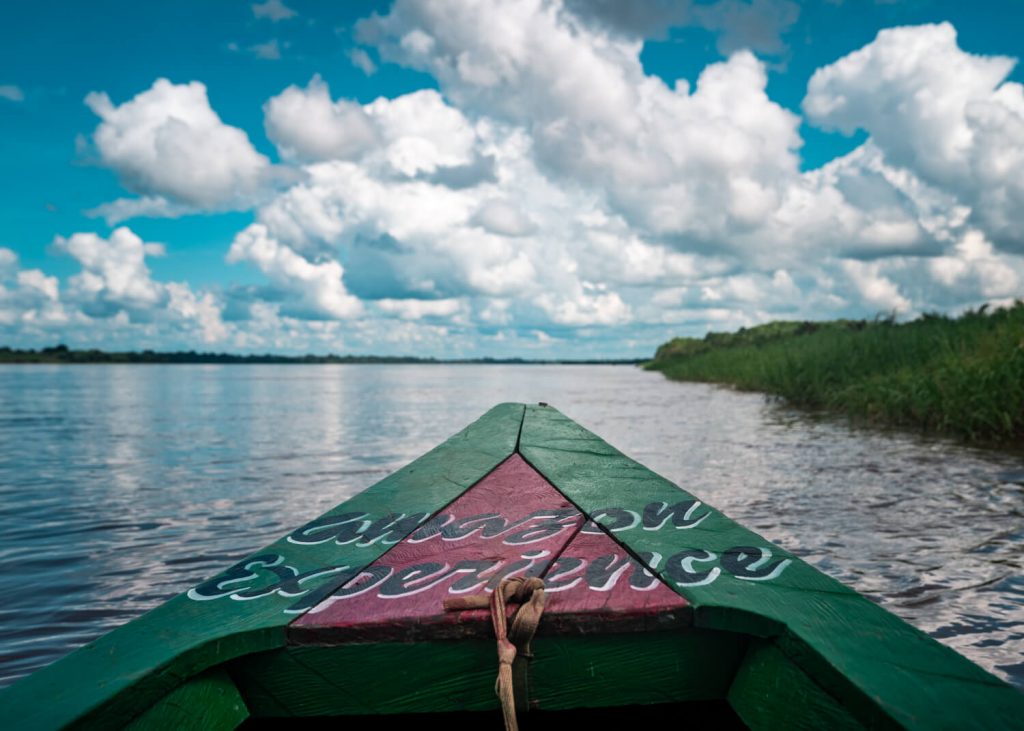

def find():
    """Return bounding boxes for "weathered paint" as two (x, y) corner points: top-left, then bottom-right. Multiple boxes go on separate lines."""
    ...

(230, 641), (501, 717)
(291, 454), (585, 642)
(529, 630), (747, 710)
(122, 668), (248, 731)
(0, 403), (525, 731)
(727, 639), (864, 731)
(539, 521), (690, 629)
(292, 454), (691, 642)
(229, 630), (747, 717)
(518, 403), (1024, 731)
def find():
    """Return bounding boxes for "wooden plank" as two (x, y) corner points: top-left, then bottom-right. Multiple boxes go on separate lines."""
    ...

(231, 642), (500, 717)
(123, 668), (248, 731)
(519, 404), (1024, 731)
(231, 629), (746, 717)
(293, 454), (693, 643)
(0, 403), (525, 731)
(538, 520), (691, 635)
(727, 639), (864, 731)
(529, 629), (747, 711)
(291, 454), (585, 643)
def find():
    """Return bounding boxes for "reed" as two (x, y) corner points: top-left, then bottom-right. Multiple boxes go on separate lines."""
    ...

(645, 302), (1024, 445)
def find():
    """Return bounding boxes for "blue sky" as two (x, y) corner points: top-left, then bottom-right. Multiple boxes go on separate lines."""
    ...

(1, 0), (1023, 357)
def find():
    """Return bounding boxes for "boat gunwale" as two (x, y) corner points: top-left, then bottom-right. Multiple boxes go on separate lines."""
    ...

(1, 402), (1021, 731)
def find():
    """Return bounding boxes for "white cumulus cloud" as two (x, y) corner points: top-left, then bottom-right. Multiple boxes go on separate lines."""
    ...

(264, 75), (379, 162)
(2, 231), (229, 344)
(377, 297), (463, 320)
(55, 228), (166, 310)
(86, 79), (274, 211)
(227, 223), (363, 319)
(841, 259), (911, 314)
(0, 255), (69, 328)
(804, 22), (1024, 250)
(471, 199), (537, 237)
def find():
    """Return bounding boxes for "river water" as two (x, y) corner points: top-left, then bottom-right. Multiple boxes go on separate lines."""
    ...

(0, 364), (1021, 690)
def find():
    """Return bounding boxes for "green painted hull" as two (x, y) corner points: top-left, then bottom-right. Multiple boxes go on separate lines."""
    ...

(1, 404), (1021, 730)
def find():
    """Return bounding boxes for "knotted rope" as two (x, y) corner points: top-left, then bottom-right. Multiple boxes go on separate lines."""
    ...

(444, 577), (546, 731)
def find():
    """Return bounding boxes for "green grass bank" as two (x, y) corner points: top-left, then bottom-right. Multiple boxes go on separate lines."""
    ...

(645, 302), (1024, 446)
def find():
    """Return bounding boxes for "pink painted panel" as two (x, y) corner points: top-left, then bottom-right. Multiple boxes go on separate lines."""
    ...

(290, 454), (690, 644)
(292, 454), (584, 641)
(539, 522), (689, 634)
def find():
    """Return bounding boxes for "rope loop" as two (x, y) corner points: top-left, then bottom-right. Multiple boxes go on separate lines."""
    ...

(445, 576), (546, 731)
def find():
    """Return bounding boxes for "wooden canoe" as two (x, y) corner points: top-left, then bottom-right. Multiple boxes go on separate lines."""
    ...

(1, 403), (1021, 729)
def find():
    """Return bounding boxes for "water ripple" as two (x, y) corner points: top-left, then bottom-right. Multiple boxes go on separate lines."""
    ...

(0, 364), (1021, 691)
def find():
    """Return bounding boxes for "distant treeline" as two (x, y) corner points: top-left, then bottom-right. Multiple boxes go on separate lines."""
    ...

(0, 344), (640, 366)
(645, 301), (1024, 446)
(0, 345), (434, 364)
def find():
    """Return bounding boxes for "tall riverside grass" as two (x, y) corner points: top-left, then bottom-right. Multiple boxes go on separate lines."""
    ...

(645, 302), (1024, 446)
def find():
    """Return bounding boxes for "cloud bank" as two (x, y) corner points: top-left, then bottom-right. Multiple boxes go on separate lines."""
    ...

(6, 3), (1024, 356)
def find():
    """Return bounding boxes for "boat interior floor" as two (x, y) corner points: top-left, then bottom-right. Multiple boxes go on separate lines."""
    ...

(238, 701), (749, 730)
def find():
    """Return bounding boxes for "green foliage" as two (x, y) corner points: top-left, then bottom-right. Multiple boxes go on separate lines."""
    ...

(646, 302), (1024, 446)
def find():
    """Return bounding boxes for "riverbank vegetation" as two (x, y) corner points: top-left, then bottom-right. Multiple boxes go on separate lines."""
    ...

(645, 302), (1024, 446)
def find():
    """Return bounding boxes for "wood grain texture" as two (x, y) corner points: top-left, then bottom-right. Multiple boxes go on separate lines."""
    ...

(728, 639), (864, 731)
(528, 629), (747, 711)
(518, 404), (1024, 731)
(123, 668), (248, 731)
(292, 454), (692, 643)
(538, 521), (691, 635)
(0, 403), (524, 731)
(291, 454), (584, 642)
(230, 642), (500, 716)
(230, 629), (746, 717)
